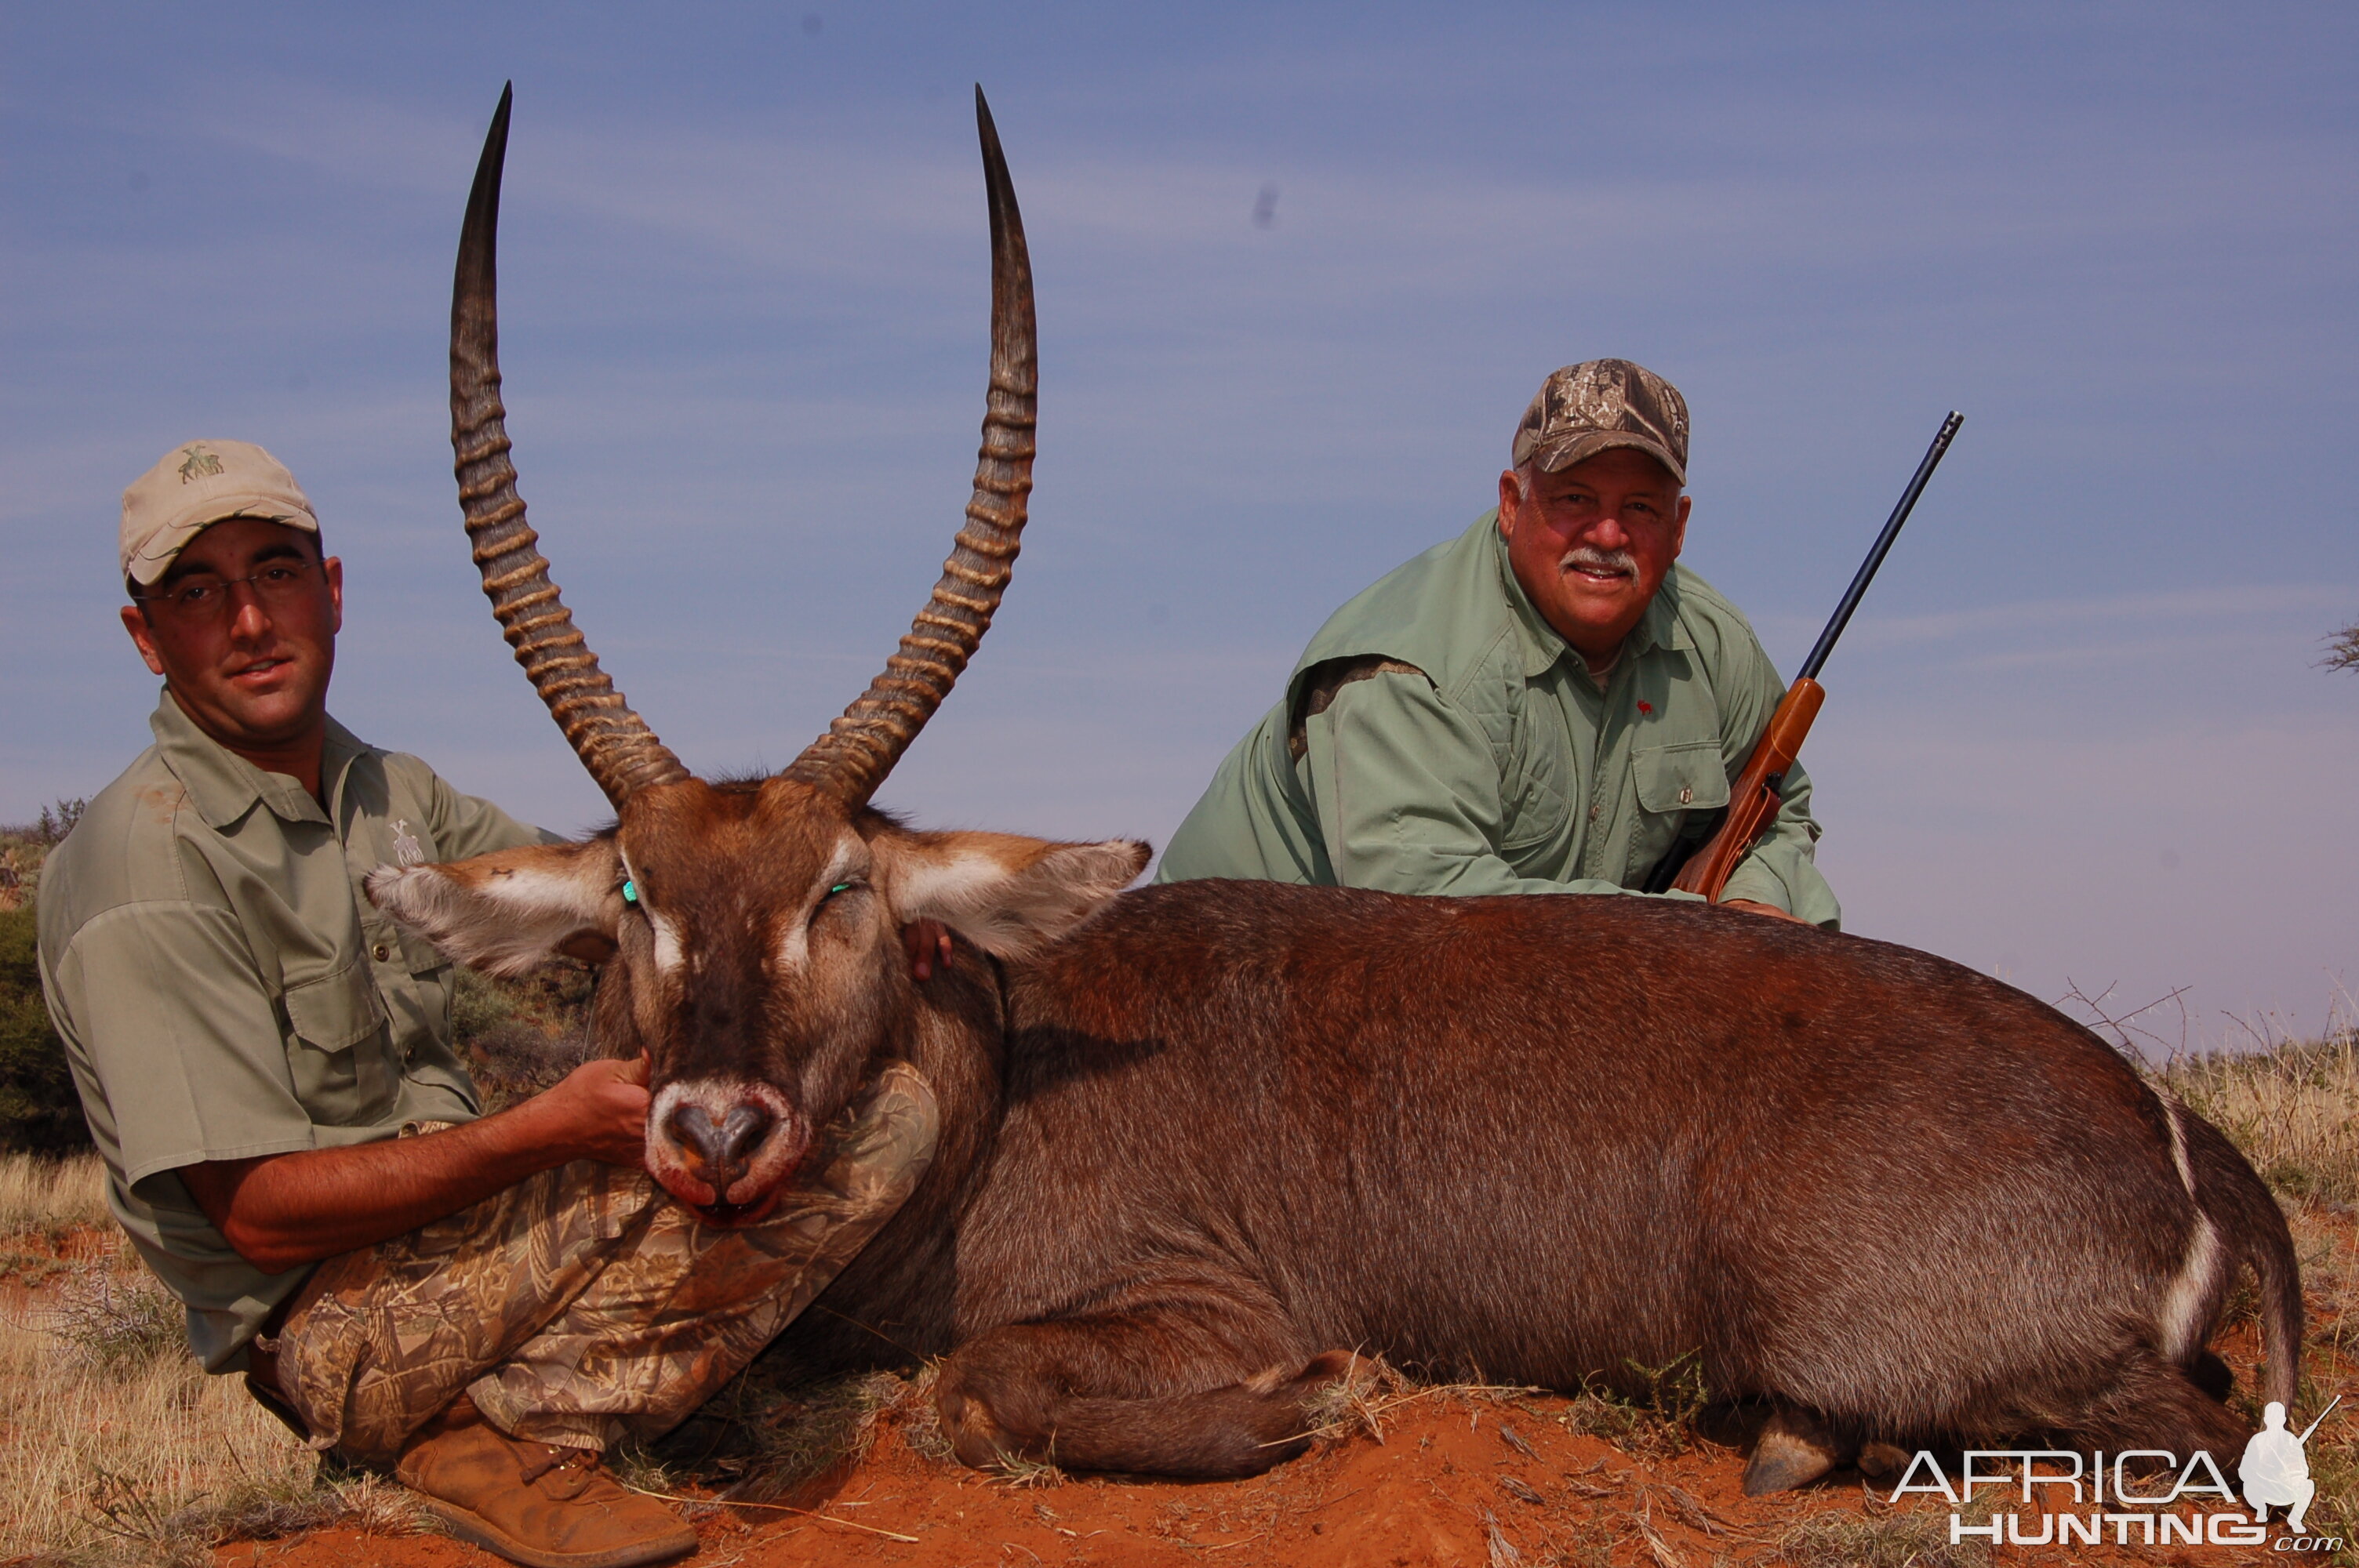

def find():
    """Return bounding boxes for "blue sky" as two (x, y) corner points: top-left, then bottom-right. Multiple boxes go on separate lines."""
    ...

(4, 3), (2354, 1045)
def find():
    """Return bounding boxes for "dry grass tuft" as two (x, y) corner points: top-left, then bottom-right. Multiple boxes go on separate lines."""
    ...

(1301, 1351), (1412, 1443)
(1774, 1503), (1992, 1566)
(0, 1270), (423, 1565)
(650, 1358), (955, 1501)
(1552, 1352), (1714, 1462)
(871, 1363), (959, 1466)
(44, 1264), (185, 1369)
(1297, 1357), (1561, 1461)
(0, 1151), (109, 1236)
(1, 1152), (111, 1283)
(0, 1149), (423, 1564)
(984, 1446), (1068, 1488)
(2156, 1026), (2359, 1205)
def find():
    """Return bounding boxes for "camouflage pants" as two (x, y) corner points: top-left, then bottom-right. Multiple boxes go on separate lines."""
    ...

(266, 1061), (936, 1465)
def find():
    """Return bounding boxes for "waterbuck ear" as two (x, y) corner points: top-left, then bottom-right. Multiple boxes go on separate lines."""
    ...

(364, 839), (623, 978)
(885, 832), (1150, 959)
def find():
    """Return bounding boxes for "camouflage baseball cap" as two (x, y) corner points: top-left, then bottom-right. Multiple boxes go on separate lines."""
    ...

(1510, 360), (1689, 486)
(121, 439), (318, 586)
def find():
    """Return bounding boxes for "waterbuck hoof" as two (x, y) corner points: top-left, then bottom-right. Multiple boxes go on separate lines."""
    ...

(937, 1382), (1016, 1471)
(1294, 1349), (1361, 1388)
(1743, 1406), (1847, 1496)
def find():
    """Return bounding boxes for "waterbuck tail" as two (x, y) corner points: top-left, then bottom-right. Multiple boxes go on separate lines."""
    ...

(2172, 1096), (2302, 1406)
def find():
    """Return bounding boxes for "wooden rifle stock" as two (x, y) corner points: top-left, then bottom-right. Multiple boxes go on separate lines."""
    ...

(1665, 411), (1963, 902)
(1668, 677), (1822, 898)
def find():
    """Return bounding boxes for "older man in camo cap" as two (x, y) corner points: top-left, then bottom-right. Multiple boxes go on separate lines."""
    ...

(1157, 359), (1838, 926)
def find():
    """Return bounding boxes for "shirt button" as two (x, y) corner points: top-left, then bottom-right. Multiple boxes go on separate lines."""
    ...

(1587, 804), (1601, 822)
(1679, 786), (1694, 805)
(373, 942), (391, 962)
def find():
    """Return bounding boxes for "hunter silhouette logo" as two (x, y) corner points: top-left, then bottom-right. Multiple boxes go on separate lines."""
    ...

(176, 444), (224, 483)
(2241, 1395), (2336, 1534)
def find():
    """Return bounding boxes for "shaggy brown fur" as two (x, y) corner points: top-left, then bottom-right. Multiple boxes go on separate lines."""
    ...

(775, 880), (2299, 1482)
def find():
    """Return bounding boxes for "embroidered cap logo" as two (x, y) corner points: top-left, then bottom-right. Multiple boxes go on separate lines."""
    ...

(176, 444), (224, 484)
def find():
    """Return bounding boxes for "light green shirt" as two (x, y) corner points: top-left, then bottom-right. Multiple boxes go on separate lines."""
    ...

(1157, 514), (1839, 926)
(35, 693), (550, 1370)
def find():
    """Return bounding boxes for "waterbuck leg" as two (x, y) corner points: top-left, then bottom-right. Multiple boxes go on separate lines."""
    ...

(935, 1310), (1354, 1479)
(1743, 1403), (1853, 1495)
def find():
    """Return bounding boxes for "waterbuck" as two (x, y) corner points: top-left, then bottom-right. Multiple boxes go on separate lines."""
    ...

(370, 87), (2302, 1491)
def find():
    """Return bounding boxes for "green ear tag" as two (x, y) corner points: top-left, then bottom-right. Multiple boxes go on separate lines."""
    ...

(622, 880), (638, 906)
(830, 882), (852, 895)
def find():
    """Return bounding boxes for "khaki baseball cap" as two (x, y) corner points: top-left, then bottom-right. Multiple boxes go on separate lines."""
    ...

(120, 439), (318, 586)
(1510, 360), (1689, 486)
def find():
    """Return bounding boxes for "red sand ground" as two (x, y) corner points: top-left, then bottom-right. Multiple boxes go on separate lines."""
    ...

(0, 1192), (2237, 1565)
(217, 1312), (2339, 1568)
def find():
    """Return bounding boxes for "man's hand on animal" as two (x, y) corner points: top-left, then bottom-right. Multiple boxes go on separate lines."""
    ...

(537, 1052), (656, 1167)
(904, 917), (955, 980)
(1720, 898), (1808, 923)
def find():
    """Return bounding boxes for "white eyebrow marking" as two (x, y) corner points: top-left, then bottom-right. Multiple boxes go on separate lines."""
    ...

(615, 848), (686, 975)
(650, 909), (685, 975)
(777, 836), (869, 975)
(818, 837), (864, 892)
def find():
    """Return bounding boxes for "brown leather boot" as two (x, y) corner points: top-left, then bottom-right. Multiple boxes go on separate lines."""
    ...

(394, 1410), (697, 1568)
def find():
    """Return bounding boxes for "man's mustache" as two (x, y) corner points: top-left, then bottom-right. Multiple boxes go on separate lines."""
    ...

(1561, 546), (1637, 578)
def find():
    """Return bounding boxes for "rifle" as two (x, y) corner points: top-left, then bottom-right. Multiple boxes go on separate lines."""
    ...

(1648, 411), (1964, 901)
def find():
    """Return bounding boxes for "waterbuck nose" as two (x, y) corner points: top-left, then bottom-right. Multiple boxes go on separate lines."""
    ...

(666, 1103), (774, 1186)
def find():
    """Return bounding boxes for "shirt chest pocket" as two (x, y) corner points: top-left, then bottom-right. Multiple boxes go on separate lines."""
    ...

(282, 960), (395, 1125)
(1498, 706), (1575, 866)
(1631, 739), (1732, 817)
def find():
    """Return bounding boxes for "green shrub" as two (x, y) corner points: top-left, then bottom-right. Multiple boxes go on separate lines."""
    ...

(0, 903), (89, 1154)
(453, 964), (594, 1112)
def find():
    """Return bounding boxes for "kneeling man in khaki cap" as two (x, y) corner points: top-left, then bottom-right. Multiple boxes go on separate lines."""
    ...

(38, 440), (938, 1568)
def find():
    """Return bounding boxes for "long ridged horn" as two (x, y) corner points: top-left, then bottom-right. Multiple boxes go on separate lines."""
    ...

(451, 84), (690, 810)
(781, 86), (1037, 806)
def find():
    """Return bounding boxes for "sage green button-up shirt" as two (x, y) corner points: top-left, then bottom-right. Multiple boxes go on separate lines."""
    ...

(35, 693), (551, 1370)
(1156, 514), (1839, 926)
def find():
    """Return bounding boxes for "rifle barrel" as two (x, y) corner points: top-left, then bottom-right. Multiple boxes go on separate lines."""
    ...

(1796, 411), (1964, 683)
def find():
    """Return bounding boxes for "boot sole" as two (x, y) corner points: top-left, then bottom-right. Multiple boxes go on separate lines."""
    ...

(413, 1495), (698, 1568)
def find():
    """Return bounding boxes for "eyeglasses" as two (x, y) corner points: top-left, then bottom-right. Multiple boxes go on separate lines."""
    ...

(138, 559), (319, 619)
